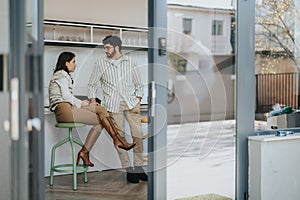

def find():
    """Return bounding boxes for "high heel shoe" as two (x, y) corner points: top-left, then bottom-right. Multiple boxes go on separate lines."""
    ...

(101, 117), (136, 151)
(76, 146), (94, 167)
(114, 131), (136, 150)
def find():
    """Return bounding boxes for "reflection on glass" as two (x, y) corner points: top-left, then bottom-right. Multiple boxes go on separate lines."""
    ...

(167, 1), (236, 199)
(255, 0), (299, 131)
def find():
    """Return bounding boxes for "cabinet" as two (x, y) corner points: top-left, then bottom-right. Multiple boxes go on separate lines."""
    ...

(43, 20), (148, 49)
(248, 134), (300, 200)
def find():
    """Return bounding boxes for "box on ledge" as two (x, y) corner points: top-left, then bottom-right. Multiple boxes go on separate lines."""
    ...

(267, 112), (300, 129)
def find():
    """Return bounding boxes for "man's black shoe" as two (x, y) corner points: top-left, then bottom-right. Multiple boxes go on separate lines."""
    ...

(126, 167), (139, 184)
(134, 166), (148, 181)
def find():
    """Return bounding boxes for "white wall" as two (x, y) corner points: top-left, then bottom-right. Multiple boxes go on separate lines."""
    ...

(44, 0), (148, 28)
(44, 46), (148, 106)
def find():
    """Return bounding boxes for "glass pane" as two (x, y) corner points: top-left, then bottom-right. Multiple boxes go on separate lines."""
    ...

(255, 0), (298, 130)
(251, 3), (300, 199)
(0, 0), (9, 92)
(0, 0), (10, 199)
(167, 1), (236, 199)
(0, 0), (9, 55)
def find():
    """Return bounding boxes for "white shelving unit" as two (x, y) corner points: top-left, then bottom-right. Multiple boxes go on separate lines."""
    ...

(43, 20), (148, 49)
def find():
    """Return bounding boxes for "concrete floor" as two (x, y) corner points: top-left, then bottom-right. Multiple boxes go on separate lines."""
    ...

(167, 120), (267, 200)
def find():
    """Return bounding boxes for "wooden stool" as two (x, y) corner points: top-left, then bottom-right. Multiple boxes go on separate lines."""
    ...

(49, 122), (88, 191)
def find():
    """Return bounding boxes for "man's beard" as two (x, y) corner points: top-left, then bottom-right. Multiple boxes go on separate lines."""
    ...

(106, 49), (116, 59)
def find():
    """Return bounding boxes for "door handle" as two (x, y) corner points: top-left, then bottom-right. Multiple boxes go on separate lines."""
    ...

(10, 78), (19, 141)
(151, 81), (156, 117)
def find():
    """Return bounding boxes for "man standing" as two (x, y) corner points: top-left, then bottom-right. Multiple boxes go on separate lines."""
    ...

(88, 35), (148, 183)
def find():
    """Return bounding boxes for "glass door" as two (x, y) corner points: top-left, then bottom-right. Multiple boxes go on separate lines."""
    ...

(0, 0), (44, 199)
(166, 1), (237, 199)
(0, 1), (11, 198)
(26, 0), (45, 199)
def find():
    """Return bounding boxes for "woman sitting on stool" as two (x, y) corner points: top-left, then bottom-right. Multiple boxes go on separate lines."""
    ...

(48, 51), (135, 167)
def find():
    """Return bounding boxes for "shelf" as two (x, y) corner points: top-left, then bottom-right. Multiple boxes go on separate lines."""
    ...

(43, 20), (148, 49)
(44, 40), (148, 51)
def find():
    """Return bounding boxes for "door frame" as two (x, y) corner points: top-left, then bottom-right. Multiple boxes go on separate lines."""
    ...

(28, 0), (45, 199)
(148, 0), (257, 199)
(9, 0), (29, 198)
(148, 0), (168, 199)
(9, 0), (45, 199)
(236, 0), (255, 199)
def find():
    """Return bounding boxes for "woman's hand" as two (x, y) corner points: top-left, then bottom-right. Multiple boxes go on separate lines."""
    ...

(81, 100), (90, 107)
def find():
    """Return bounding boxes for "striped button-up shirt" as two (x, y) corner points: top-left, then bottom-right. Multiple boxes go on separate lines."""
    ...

(88, 55), (144, 113)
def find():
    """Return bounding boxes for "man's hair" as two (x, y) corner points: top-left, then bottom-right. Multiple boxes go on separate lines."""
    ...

(102, 35), (122, 51)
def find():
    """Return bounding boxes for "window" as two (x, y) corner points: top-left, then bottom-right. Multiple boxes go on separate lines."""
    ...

(183, 18), (192, 34)
(212, 20), (223, 36)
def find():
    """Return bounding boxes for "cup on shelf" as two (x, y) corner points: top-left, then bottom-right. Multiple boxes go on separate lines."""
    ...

(78, 36), (84, 42)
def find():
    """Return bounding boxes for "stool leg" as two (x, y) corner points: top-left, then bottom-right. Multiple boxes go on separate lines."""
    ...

(74, 137), (88, 183)
(73, 139), (84, 146)
(69, 128), (78, 191)
(49, 137), (69, 186)
(84, 166), (88, 183)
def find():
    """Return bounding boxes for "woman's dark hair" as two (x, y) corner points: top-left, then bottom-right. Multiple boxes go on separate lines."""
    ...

(53, 51), (75, 74)
(102, 35), (122, 51)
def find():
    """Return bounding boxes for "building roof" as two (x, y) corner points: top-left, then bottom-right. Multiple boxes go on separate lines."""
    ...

(168, 0), (235, 10)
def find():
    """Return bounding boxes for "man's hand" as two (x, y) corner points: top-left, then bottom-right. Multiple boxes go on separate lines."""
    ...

(137, 96), (142, 102)
(90, 101), (99, 106)
(90, 98), (99, 106)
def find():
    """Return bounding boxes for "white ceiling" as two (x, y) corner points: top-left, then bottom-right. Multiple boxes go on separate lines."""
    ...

(44, 0), (148, 27)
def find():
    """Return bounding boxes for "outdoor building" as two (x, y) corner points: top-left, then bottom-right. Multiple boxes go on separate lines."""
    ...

(167, 0), (236, 123)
